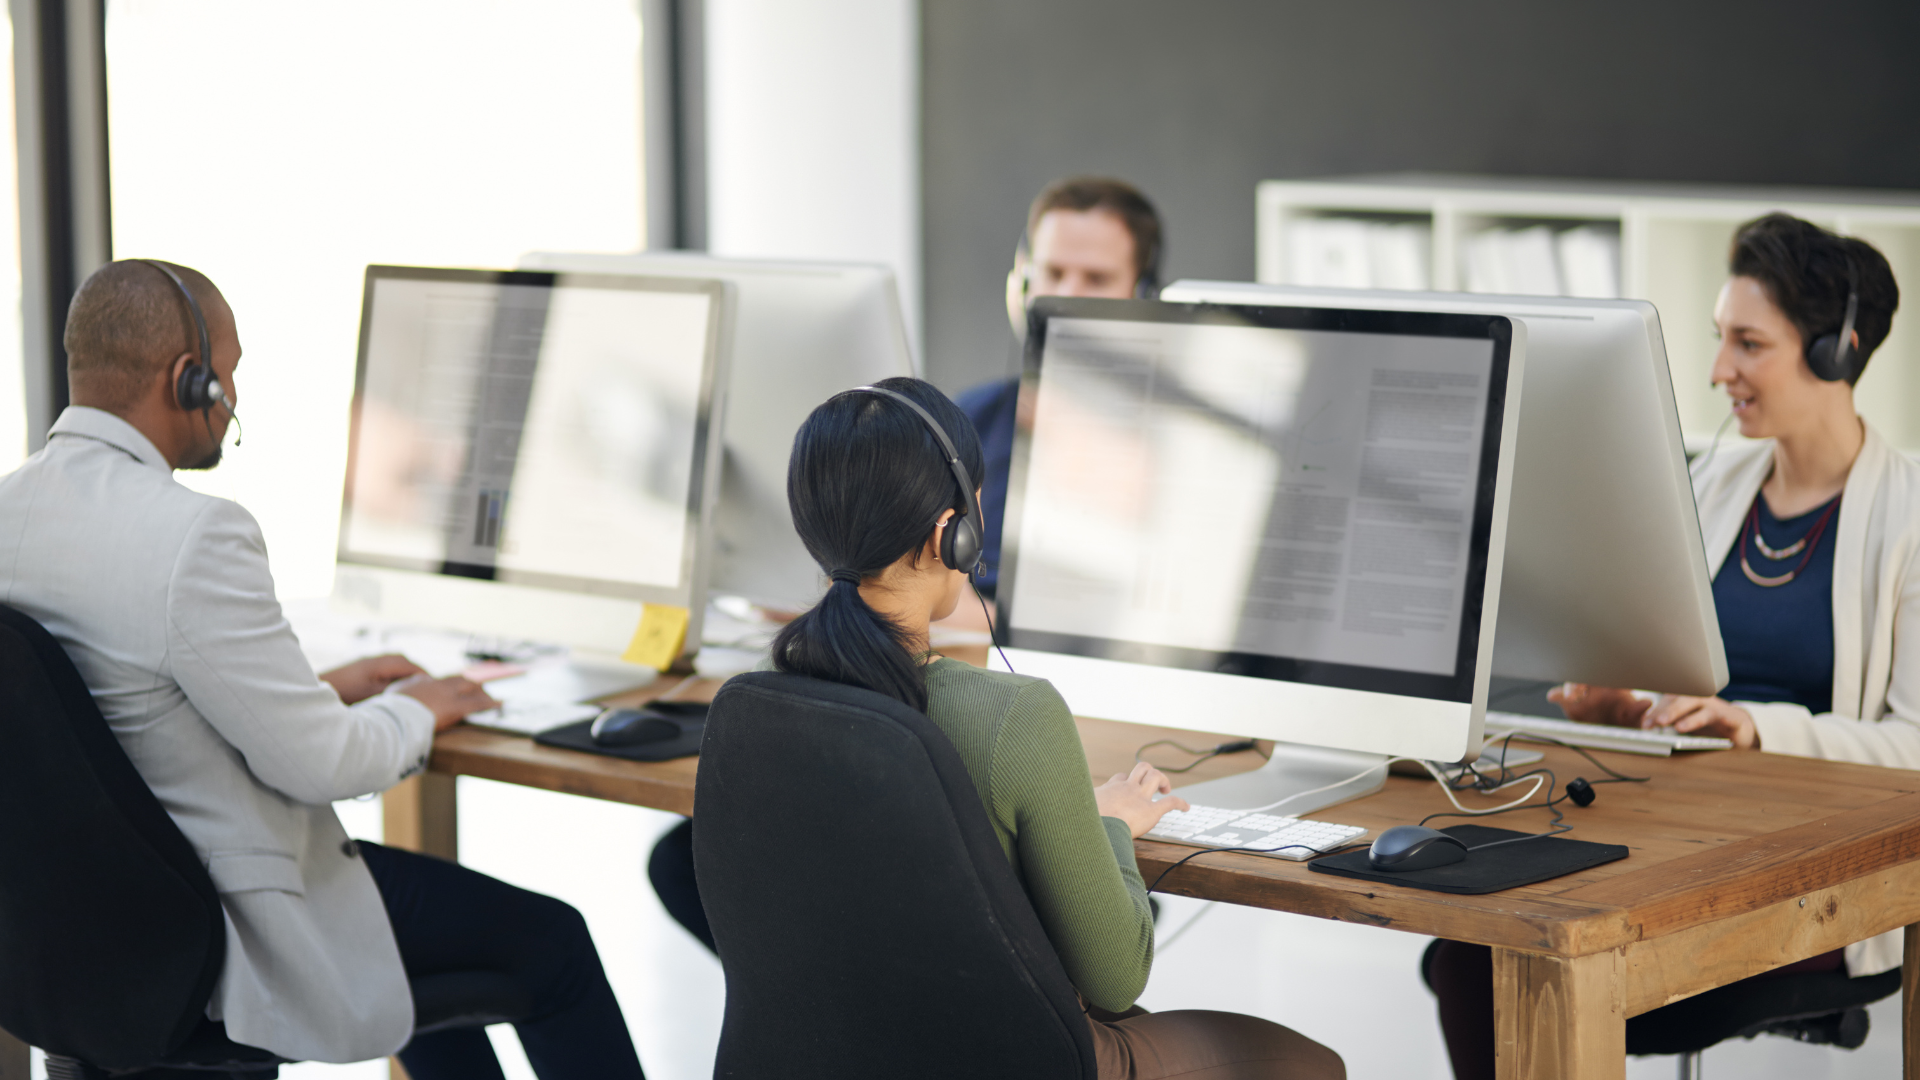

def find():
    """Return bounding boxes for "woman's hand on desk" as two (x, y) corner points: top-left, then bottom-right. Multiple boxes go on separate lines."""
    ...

(1096, 762), (1190, 838)
(397, 675), (500, 731)
(1549, 684), (1652, 728)
(322, 654), (426, 705)
(1642, 695), (1759, 749)
(1552, 684), (1759, 749)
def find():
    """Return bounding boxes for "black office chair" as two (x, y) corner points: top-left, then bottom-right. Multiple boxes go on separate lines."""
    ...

(1627, 962), (1901, 1079)
(0, 603), (531, 1078)
(693, 670), (1098, 1080)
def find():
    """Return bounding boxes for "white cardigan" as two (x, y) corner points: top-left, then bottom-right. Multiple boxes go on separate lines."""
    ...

(1691, 420), (1920, 976)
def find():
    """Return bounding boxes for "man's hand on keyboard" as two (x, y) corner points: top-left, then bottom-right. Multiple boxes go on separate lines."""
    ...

(321, 653), (427, 705)
(1643, 695), (1758, 749)
(1549, 683), (1652, 728)
(1095, 762), (1190, 838)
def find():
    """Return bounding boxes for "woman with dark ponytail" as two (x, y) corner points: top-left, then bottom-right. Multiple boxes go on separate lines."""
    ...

(771, 376), (1345, 1080)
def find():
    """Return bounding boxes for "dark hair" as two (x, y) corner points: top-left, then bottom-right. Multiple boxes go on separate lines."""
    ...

(771, 377), (986, 711)
(1729, 213), (1900, 384)
(1027, 176), (1164, 289)
(65, 259), (223, 408)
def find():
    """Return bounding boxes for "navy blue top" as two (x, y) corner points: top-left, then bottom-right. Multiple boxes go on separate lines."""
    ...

(955, 376), (1019, 596)
(1711, 493), (1839, 713)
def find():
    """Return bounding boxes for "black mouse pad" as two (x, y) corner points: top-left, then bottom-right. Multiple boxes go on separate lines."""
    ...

(533, 703), (707, 763)
(1308, 824), (1627, 894)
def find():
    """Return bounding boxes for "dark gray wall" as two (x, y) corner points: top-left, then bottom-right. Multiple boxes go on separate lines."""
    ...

(921, 0), (1920, 393)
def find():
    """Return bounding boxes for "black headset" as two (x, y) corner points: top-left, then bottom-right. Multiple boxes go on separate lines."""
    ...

(1805, 260), (1863, 383)
(846, 385), (984, 577)
(139, 259), (225, 413)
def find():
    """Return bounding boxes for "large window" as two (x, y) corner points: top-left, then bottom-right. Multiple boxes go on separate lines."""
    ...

(106, 0), (647, 598)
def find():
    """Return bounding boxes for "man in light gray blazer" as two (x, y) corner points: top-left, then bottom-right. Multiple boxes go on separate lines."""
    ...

(0, 261), (648, 1078)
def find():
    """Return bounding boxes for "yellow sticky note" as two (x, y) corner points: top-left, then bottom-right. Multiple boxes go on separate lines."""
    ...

(622, 603), (691, 670)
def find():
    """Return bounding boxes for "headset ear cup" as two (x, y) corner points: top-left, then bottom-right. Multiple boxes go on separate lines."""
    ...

(946, 514), (983, 577)
(1804, 333), (1844, 382)
(176, 362), (212, 411)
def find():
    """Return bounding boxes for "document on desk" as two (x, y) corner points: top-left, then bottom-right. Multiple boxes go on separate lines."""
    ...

(1010, 318), (1495, 676)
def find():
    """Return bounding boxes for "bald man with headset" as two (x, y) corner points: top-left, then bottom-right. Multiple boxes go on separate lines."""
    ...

(0, 261), (647, 1078)
(956, 176), (1164, 598)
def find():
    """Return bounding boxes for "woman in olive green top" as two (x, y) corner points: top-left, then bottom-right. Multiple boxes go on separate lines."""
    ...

(771, 377), (1344, 1080)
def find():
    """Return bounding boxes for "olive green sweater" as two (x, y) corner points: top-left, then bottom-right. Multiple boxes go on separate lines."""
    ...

(921, 656), (1155, 1011)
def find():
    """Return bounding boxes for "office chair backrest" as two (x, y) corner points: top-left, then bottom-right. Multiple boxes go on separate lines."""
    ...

(694, 671), (1097, 1080)
(0, 604), (226, 1068)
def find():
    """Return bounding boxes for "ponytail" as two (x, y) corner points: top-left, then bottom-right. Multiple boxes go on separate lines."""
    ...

(772, 573), (930, 711)
(771, 377), (986, 712)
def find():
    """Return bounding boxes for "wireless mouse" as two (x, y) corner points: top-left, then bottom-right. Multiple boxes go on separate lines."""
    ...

(1368, 825), (1469, 872)
(590, 708), (683, 748)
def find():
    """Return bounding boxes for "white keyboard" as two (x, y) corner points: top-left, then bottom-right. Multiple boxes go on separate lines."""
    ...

(466, 701), (600, 736)
(1483, 711), (1732, 756)
(1145, 804), (1368, 862)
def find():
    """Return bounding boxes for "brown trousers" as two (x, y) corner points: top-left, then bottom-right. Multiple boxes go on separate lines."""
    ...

(1084, 999), (1346, 1080)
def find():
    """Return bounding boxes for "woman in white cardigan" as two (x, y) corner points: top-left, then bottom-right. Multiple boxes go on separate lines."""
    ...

(1426, 212), (1911, 1080)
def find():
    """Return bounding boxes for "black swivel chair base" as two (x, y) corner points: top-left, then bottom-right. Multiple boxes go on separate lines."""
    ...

(40, 970), (533, 1079)
(1633, 966), (1901, 1079)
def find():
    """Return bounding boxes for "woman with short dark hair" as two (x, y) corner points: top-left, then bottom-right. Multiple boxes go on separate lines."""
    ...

(769, 376), (1345, 1080)
(1424, 213), (1919, 1078)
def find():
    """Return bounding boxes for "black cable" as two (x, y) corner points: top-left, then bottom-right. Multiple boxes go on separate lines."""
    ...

(973, 578), (1016, 674)
(1415, 731), (1650, 851)
(1134, 738), (1260, 773)
(1146, 840), (1365, 895)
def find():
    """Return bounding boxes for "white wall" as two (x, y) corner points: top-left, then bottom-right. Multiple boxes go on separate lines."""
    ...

(106, 0), (646, 601)
(704, 0), (921, 360)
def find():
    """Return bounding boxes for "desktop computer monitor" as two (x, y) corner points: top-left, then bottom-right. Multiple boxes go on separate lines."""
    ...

(1159, 280), (1728, 697)
(517, 251), (916, 611)
(332, 265), (731, 673)
(998, 297), (1525, 812)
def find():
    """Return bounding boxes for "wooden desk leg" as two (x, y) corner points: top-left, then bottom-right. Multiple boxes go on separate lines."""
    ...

(382, 776), (455, 1080)
(1904, 924), (1920, 1079)
(1493, 948), (1625, 1080)
(0, 1026), (28, 1080)
(382, 772), (458, 861)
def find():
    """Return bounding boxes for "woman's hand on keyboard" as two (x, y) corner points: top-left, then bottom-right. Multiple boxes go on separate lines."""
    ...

(1644, 695), (1758, 749)
(1095, 762), (1191, 838)
(1549, 683), (1653, 728)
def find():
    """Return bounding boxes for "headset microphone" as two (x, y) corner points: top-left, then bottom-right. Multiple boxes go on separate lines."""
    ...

(210, 382), (243, 447)
(139, 259), (239, 452)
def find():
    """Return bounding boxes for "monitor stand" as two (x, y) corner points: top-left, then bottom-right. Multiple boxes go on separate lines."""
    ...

(1170, 742), (1387, 817)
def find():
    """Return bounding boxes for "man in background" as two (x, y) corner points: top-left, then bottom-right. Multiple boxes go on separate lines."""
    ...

(956, 176), (1165, 599)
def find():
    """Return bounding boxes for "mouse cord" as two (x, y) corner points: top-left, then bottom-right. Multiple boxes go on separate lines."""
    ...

(1134, 737), (1261, 773)
(1146, 839), (1370, 896)
(1153, 900), (1218, 953)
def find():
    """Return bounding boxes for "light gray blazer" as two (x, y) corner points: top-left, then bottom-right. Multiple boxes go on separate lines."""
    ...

(0, 408), (435, 1062)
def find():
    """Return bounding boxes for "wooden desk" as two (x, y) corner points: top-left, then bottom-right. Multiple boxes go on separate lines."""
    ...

(389, 661), (1920, 1080)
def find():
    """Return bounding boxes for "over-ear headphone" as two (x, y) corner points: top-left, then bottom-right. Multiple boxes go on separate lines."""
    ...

(846, 384), (984, 577)
(139, 260), (222, 412)
(1805, 261), (1863, 383)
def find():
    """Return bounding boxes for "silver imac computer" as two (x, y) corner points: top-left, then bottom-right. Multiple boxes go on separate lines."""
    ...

(332, 265), (731, 687)
(998, 297), (1526, 813)
(517, 251), (916, 611)
(1159, 280), (1728, 696)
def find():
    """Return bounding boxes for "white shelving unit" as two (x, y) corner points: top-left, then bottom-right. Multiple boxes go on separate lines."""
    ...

(1255, 174), (1920, 449)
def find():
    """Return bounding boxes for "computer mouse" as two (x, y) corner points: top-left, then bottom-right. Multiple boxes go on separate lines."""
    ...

(590, 709), (683, 748)
(1368, 825), (1469, 872)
